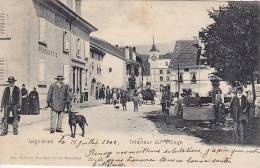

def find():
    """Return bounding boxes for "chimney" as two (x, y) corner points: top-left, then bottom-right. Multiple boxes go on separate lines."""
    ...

(75, 0), (81, 16)
(132, 47), (136, 61)
(125, 46), (129, 59)
(115, 44), (118, 48)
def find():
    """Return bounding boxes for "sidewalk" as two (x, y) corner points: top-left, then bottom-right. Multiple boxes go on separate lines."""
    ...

(18, 99), (105, 127)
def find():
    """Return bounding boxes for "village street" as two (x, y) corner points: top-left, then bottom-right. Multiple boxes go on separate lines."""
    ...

(0, 102), (260, 167)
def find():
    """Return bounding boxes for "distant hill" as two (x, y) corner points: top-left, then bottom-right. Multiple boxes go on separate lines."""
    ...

(132, 41), (176, 55)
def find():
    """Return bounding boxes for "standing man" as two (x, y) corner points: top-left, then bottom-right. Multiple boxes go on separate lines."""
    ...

(47, 75), (70, 134)
(105, 86), (111, 104)
(229, 86), (249, 144)
(83, 85), (88, 101)
(0, 76), (21, 136)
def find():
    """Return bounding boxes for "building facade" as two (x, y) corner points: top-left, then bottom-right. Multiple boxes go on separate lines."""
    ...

(169, 40), (228, 96)
(141, 38), (172, 91)
(88, 37), (142, 100)
(0, 0), (97, 105)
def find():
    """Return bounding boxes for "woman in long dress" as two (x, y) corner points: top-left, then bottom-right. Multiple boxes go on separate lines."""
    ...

(20, 84), (29, 115)
(28, 87), (40, 115)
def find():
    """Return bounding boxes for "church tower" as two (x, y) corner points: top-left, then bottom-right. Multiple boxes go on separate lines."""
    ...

(149, 36), (160, 69)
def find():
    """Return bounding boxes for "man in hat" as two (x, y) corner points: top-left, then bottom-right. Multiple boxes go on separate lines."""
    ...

(47, 75), (70, 134)
(0, 76), (21, 136)
(229, 86), (249, 144)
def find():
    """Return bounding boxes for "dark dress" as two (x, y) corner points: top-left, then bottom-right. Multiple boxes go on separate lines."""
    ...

(20, 88), (29, 115)
(28, 90), (40, 115)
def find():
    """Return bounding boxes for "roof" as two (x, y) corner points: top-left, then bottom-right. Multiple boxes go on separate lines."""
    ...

(169, 40), (199, 69)
(159, 52), (173, 60)
(45, 0), (97, 32)
(90, 36), (139, 66)
(150, 43), (160, 52)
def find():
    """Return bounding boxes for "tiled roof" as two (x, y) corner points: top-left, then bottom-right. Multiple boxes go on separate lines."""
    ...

(169, 40), (199, 69)
(159, 52), (174, 60)
(90, 36), (125, 59)
(90, 37), (140, 66)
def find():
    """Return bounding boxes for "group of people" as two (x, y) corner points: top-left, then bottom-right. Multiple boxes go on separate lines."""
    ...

(160, 86), (184, 123)
(0, 76), (40, 136)
(21, 84), (40, 115)
(72, 88), (88, 103)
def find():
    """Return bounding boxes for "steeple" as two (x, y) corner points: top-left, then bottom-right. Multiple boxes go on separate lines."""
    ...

(149, 35), (160, 52)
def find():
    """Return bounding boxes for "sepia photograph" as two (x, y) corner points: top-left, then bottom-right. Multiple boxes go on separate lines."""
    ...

(0, 0), (260, 167)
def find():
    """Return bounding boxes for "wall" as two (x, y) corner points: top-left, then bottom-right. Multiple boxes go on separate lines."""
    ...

(0, 0), (30, 91)
(101, 53), (126, 89)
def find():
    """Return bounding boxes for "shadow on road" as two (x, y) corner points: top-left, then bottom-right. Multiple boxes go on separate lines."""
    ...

(144, 110), (260, 147)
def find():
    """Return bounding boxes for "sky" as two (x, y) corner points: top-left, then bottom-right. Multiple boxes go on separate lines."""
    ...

(81, 0), (226, 46)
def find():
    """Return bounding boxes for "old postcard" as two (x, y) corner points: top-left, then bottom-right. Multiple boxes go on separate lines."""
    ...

(0, 0), (260, 167)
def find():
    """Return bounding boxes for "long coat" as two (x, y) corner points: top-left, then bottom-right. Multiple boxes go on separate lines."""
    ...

(28, 90), (40, 115)
(1, 86), (21, 108)
(230, 95), (249, 121)
(20, 88), (29, 115)
(47, 82), (69, 112)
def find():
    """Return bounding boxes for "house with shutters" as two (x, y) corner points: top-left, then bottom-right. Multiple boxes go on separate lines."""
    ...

(88, 36), (142, 99)
(139, 37), (172, 91)
(169, 40), (229, 96)
(0, 0), (97, 105)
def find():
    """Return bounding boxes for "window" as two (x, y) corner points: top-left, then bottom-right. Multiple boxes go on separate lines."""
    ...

(179, 73), (183, 83)
(167, 70), (171, 74)
(160, 76), (163, 81)
(76, 38), (80, 56)
(160, 70), (163, 74)
(165, 61), (169, 66)
(166, 76), (170, 81)
(109, 68), (112, 73)
(39, 17), (46, 44)
(63, 65), (70, 84)
(91, 51), (94, 58)
(0, 12), (9, 39)
(97, 65), (101, 74)
(191, 73), (197, 83)
(184, 68), (189, 72)
(39, 60), (45, 82)
(84, 41), (90, 59)
(63, 31), (69, 52)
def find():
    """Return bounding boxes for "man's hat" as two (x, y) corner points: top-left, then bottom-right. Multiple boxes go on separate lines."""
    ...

(7, 76), (16, 82)
(55, 75), (64, 80)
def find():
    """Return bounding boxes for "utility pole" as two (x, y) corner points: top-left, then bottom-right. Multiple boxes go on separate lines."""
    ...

(177, 42), (180, 99)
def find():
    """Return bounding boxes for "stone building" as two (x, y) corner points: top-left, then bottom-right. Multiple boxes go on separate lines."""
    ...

(0, 0), (97, 105)
(140, 37), (172, 91)
(88, 37), (142, 100)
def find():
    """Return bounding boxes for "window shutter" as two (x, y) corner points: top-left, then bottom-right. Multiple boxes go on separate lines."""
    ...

(76, 38), (80, 56)
(63, 31), (69, 52)
(0, 12), (8, 38)
(39, 60), (45, 82)
(39, 17), (46, 43)
(0, 57), (5, 82)
(63, 65), (70, 84)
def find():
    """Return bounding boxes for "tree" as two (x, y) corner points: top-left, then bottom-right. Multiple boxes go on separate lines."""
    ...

(199, 2), (260, 101)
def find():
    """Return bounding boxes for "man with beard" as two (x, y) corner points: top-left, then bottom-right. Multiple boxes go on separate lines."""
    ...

(47, 75), (70, 134)
(229, 86), (249, 144)
(0, 76), (21, 136)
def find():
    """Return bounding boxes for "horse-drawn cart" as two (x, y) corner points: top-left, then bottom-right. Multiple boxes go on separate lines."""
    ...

(142, 89), (156, 105)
